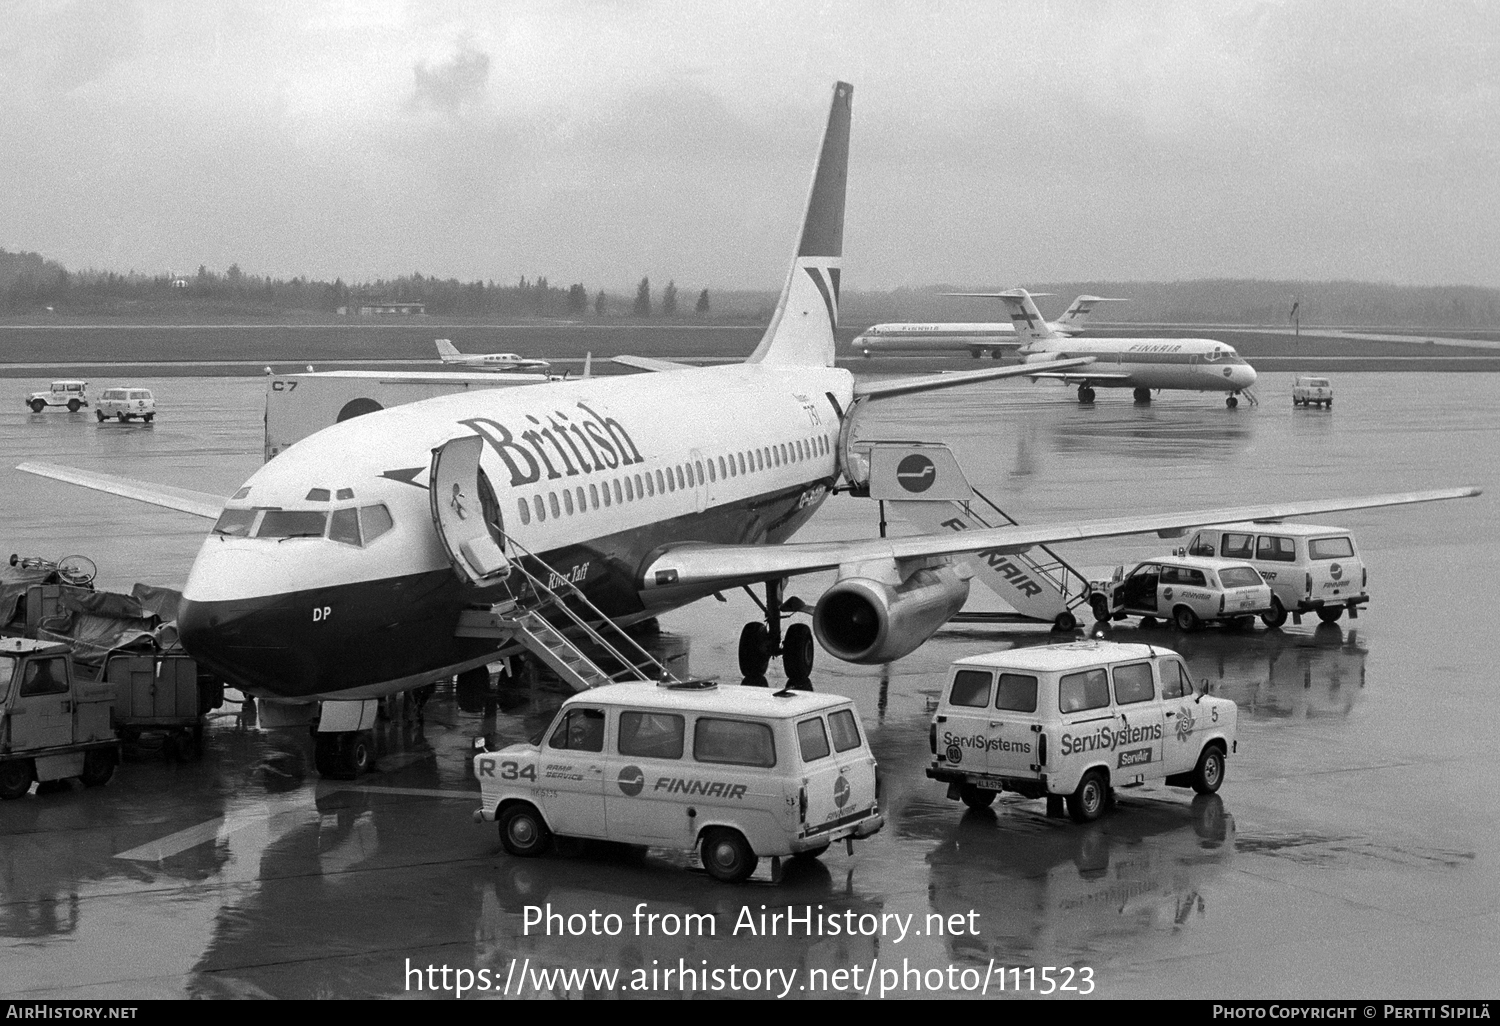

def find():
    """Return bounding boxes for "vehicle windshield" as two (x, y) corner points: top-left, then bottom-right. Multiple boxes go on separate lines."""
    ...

(1217, 566), (1264, 588)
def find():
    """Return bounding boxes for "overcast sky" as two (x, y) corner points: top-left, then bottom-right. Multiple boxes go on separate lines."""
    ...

(3, 1), (1497, 291)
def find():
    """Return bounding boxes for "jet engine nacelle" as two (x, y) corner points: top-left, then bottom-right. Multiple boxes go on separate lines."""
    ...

(812, 559), (972, 664)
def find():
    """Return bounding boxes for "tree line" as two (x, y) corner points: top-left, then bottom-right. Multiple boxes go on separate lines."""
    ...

(0, 249), (714, 320)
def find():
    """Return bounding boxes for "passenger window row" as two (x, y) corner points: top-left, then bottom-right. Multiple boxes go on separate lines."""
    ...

(514, 434), (833, 526)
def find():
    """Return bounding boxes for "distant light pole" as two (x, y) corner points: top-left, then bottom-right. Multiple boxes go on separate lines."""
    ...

(1290, 296), (1300, 338)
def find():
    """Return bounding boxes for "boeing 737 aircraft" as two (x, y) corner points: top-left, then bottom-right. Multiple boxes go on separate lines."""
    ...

(980, 288), (1259, 406)
(20, 83), (1476, 777)
(436, 338), (551, 372)
(852, 295), (1126, 358)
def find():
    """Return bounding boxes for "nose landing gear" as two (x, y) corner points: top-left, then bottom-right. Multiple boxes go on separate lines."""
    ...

(738, 579), (814, 686)
(1226, 395), (1239, 408)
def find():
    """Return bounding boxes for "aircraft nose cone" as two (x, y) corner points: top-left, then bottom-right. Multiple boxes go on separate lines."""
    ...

(178, 593), (311, 698)
(1239, 364), (1258, 387)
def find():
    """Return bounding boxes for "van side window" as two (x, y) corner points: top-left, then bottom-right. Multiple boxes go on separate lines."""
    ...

(949, 669), (992, 708)
(548, 709), (605, 753)
(1112, 663), (1155, 705)
(797, 717), (831, 762)
(1256, 535), (1296, 561)
(618, 711), (684, 760)
(1161, 660), (1192, 700)
(694, 718), (776, 768)
(829, 709), (862, 752)
(1059, 668), (1110, 713)
(1309, 536), (1354, 559)
(1221, 533), (1254, 559)
(995, 673), (1038, 713)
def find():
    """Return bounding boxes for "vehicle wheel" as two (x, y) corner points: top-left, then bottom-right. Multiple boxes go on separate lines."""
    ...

(0, 759), (33, 799)
(1260, 596), (1288, 628)
(1067, 770), (1108, 823)
(1325, 399), (1332, 409)
(1138, 615), (1157, 629)
(959, 783), (996, 810)
(143, 413), (154, 423)
(1316, 606), (1344, 624)
(68, 399), (81, 412)
(1053, 611), (1077, 632)
(701, 828), (758, 883)
(791, 844), (830, 861)
(1089, 595), (1111, 622)
(344, 734), (373, 776)
(30, 399), (45, 413)
(80, 749), (116, 787)
(313, 733), (339, 777)
(738, 622), (771, 677)
(118, 413), (128, 422)
(96, 410), (106, 422)
(1292, 398), (1300, 407)
(782, 622), (814, 680)
(1173, 605), (1199, 631)
(498, 803), (553, 857)
(1192, 745), (1225, 794)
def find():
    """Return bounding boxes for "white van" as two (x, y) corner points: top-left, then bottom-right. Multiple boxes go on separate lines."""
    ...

(1183, 521), (1367, 626)
(1292, 376), (1333, 408)
(96, 387), (156, 423)
(473, 681), (884, 883)
(927, 641), (1237, 823)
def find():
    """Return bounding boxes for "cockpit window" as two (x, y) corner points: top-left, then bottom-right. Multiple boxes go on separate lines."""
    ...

(257, 510), (328, 539)
(360, 504), (394, 543)
(212, 508), (258, 537)
(328, 507), (361, 546)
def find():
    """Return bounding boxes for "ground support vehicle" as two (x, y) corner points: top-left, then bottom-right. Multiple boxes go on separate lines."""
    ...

(1086, 555), (1273, 630)
(0, 639), (120, 798)
(926, 641), (1238, 823)
(101, 651), (217, 760)
(473, 681), (884, 883)
(1292, 376), (1333, 408)
(96, 387), (156, 422)
(1182, 522), (1368, 626)
(25, 380), (89, 413)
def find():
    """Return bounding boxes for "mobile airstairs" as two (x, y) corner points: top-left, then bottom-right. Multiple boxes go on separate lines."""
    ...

(846, 441), (1094, 631)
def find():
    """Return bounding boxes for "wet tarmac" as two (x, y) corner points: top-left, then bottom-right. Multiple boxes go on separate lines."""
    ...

(1, 370), (1496, 999)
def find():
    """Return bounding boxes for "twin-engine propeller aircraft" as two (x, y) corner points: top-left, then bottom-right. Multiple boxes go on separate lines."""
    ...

(435, 338), (551, 372)
(960, 288), (1259, 406)
(20, 82), (1477, 777)
(851, 295), (1127, 359)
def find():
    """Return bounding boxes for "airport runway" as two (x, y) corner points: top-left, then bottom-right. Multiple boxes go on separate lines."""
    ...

(1, 371), (1496, 999)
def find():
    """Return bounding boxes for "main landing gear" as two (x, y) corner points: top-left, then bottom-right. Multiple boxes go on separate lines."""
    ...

(1132, 387), (1152, 405)
(738, 579), (814, 688)
(1076, 385), (1096, 404)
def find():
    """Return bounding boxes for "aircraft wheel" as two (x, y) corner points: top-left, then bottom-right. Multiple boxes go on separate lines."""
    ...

(0, 759), (33, 799)
(781, 622), (814, 680)
(1260, 597), (1288, 629)
(1227, 396), (1239, 408)
(701, 828), (758, 883)
(499, 803), (553, 857)
(1133, 387), (1151, 404)
(738, 622), (771, 677)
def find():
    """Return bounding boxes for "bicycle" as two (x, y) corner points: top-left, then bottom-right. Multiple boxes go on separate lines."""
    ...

(9, 553), (97, 587)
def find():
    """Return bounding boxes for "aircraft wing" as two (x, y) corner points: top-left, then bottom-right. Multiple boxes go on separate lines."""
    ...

(612, 355), (698, 373)
(18, 462), (224, 519)
(640, 487), (1480, 592)
(853, 357), (1093, 399)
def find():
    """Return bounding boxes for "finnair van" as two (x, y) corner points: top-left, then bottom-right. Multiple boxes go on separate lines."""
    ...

(473, 682), (883, 883)
(927, 642), (1237, 823)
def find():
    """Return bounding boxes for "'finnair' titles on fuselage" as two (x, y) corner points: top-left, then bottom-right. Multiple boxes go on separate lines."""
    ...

(178, 364), (852, 701)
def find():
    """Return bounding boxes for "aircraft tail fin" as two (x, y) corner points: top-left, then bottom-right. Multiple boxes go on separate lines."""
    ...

(1054, 295), (1128, 334)
(746, 82), (851, 367)
(435, 339), (463, 363)
(994, 289), (1060, 343)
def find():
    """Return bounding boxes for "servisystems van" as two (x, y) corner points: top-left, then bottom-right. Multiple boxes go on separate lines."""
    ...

(927, 641), (1237, 822)
(1183, 521), (1367, 626)
(473, 681), (883, 883)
